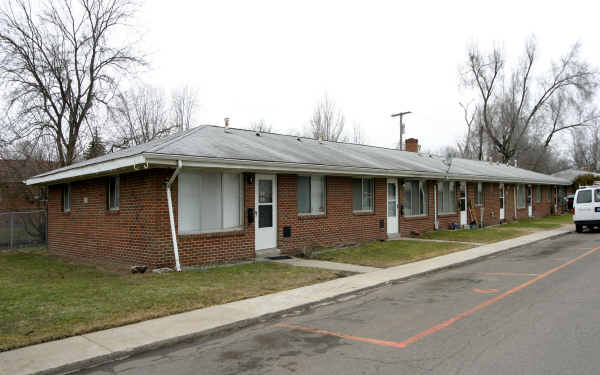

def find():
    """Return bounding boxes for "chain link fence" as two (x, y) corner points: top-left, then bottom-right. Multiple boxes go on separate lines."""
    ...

(0, 210), (47, 249)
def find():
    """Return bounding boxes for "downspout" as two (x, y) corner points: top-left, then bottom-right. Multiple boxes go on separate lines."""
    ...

(514, 185), (517, 220)
(433, 184), (439, 230)
(167, 160), (183, 271)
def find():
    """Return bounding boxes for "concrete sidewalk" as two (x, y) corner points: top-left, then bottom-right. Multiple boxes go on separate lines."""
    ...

(1, 225), (573, 375)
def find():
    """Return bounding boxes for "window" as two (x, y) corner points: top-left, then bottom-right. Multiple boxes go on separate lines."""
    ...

(352, 177), (374, 212)
(536, 185), (542, 203)
(595, 189), (600, 203)
(517, 185), (527, 208)
(546, 186), (551, 202)
(298, 175), (326, 215)
(474, 182), (483, 206)
(437, 181), (456, 214)
(63, 184), (71, 212)
(576, 189), (592, 204)
(404, 180), (428, 216)
(108, 176), (120, 210)
(178, 171), (243, 234)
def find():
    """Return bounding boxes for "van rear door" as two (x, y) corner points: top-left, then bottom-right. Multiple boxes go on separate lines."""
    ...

(575, 189), (594, 221)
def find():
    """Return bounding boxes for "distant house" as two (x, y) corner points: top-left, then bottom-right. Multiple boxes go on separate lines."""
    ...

(551, 169), (600, 210)
(0, 159), (50, 213)
(26, 126), (570, 270)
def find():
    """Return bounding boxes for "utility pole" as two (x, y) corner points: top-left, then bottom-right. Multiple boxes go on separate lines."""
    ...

(391, 111), (412, 150)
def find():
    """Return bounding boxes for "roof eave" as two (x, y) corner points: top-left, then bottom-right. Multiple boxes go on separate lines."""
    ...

(24, 155), (147, 186)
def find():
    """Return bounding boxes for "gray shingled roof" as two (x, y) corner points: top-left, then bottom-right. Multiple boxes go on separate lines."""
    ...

(551, 169), (600, 183)
(27, 125), (570, 185)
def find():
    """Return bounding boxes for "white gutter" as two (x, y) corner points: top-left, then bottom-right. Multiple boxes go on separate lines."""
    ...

(25, 155), (147, 185)
(166, 160), (183, 272)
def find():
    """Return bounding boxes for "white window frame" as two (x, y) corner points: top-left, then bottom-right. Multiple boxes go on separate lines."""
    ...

(177, 171), (244, 235)
(108, 176), (120, 210)
(352, 177), (374, 213)
(404, 180), (428, 217)
(297, 175), (326, 215)
(63, 183), (71, 212)
(437, 181), (456, 214)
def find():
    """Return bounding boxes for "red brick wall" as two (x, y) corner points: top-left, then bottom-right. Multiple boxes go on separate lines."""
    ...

(48, 169), (165, 267)
(48, 169), (256, 269)
(277, 175), (386, 254)
(532, 185), (552, 218)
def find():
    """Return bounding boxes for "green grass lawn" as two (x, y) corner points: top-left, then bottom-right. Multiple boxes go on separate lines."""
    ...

(419, 214), (571, 244)
(0, 249), (339, 351)
(312, 240), (472, 268)
(419, 227), (525, 243)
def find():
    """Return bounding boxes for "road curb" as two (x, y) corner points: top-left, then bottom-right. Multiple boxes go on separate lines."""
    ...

(3, 227), (574, 375)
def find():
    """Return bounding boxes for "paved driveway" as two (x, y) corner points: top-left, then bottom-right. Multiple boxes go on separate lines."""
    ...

(81, 232), (600, 375)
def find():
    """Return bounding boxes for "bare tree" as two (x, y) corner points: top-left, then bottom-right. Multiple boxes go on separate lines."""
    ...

(462, 37), (598, 165)
(171, 85), (198, 131)
(308, 95), (345, 141)
(0, 0), (144, 166)
(350, 122), (364, 144)
(249, 119), (272, 133)
(110, 84), (173, 149)
(571, 121), (600, 171)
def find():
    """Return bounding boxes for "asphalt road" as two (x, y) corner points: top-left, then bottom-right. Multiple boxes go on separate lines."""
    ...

(81, 232), (600, 375)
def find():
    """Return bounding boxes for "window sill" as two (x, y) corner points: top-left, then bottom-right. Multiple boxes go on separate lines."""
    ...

(179, 227), (246, 238)
(438, 212), (457, 217)
(353, 211), (374, 216)
(298, 213), (327, 220)
(62, 210), (71, 216)
(403, 214), (428, 220)
(106, 209), (120, 216)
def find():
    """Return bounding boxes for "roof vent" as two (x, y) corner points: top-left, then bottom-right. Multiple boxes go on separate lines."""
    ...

(318, 136), (324, 144)
(224, 117), (231, 133)
(297, 137), (301, 142)
(256, 132), (261, 137)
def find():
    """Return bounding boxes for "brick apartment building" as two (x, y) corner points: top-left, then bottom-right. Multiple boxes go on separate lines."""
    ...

(25, 126), (570, 270)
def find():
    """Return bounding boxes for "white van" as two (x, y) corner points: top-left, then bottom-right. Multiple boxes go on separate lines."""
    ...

(573, 185), (600, 233)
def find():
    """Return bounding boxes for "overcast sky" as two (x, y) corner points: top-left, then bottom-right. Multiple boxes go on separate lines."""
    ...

(133, 0), (600, 153)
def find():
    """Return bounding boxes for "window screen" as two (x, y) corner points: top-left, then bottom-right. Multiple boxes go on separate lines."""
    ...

(352, 178), (374, 212)
(517, 185), (527, 208)
(546, 186), (551, 202)
(63, 184), (71, 212)
(405, 180), (427, 216)
(475, 182), (483, 205)
(178, 171), (242, 233)
(108, 176), (120, 210)
(437, 181), (456, 213)
(536, 185), (542, 203)
(297, 175), (325, 214)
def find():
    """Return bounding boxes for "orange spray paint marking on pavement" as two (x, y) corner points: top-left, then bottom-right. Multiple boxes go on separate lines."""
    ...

(278, 246), (600, 350)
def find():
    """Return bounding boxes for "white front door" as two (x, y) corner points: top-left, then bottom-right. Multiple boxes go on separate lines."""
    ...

(387, 178), (398, 235)
(499, 183), (505, 220)
(255, 174), (277, 251)
(527, 185), (533, 217)
(459, 181), (467, 227)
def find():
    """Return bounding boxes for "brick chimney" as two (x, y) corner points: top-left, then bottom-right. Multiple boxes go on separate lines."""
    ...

(405, 138), (419, 153)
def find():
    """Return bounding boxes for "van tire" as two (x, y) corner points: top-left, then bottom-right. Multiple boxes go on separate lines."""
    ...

(576, 224), (583, 233)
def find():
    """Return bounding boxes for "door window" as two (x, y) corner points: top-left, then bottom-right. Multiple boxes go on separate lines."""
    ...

(459, 183), (466, 211)
(387, 183), (397, 217)
(595, 189), (600, 202)
(258, 179), (273, 228)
